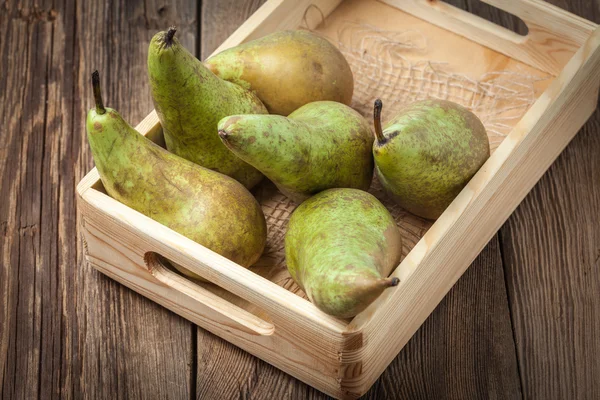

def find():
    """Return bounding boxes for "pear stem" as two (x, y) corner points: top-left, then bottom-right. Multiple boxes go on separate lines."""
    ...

(92, 70), (106, 115)
(388, 277), (400, 287)
(373, 99), (385, 144)
(164, 26), (177, 47)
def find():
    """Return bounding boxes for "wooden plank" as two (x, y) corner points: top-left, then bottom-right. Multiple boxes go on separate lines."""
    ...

(500, 110), (600, 397)
(196, 331), (331, 399)
(499, 1), (600, 395)
(72, 1), (197, 399)
(461, 1), (600, 398)
(200, 0), (267, 59)
(363, 238), (522, 399)
(1, 1), (57, 398)
(0, 0), (196, 398)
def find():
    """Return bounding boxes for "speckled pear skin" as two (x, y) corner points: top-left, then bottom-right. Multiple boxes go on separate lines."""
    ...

(217, 101), (374, 203)
(373, 99), (490, 220)
(285, 189), (402, 318)
(86, 72), (267, 280)
(147, 28), (267, 189)
(205, 30), (354, 116)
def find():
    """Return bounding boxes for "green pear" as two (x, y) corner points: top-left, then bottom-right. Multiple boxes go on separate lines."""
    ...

(205, 30), (354, 116)
(217, 101), (374, 203)
(372, 99), (490, 220)
(86, 71), (267, 280)
(148, 27), (267, 189)
(285, 188), (402, 318)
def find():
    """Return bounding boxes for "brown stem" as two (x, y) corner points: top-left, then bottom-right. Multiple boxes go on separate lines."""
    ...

(92, 70), (106, 115)
(373, 98), (385, 144)
(164, 26), (177, 47)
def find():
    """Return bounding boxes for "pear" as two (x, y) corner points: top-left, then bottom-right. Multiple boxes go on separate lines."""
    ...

(205, 30), (354, 116)
(86, 71), (267, 280)
(217, 101), (374, 203)
(372, 99), (490, 220)
(148, 27), (267, 189)
(285, 188), (402, 318)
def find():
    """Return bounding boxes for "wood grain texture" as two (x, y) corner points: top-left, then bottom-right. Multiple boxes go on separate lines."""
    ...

(0, 2), (54, 398)
(74, 2), (198, 398)
(2, 1), (600, 400)
(1, 0), (196, 398)
(200, 0), (267, 59)
(498, 2), (600, 400)
(362, 238), (522, 400)
(501, 114), (600, 398)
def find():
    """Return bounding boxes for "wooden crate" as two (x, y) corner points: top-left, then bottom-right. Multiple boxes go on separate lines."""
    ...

(76, 0), (600, 398)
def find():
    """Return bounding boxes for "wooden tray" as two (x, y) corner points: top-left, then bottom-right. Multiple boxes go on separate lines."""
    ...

(76, 1), (600, 398)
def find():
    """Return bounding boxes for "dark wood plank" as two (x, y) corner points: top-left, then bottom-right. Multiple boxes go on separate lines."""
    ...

(196, 2), (521, 399)
(200, 0), (266, 59)
(501, 111), (600, 399)
(500, 91), (600, 399)
(497, 1), (600, 399)
(363, 238), (522, 399)
(73, 1), (198, 399)
(1, 0), (197, 398)
(1, 1), (58, 398)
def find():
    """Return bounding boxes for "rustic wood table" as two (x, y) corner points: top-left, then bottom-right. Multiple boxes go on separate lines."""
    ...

(1, 0), (599, 399)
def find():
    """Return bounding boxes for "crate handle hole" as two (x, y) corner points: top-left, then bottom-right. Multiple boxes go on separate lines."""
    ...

(420, 0), (529, 44)
(144, 252), (276, 336)
(439, 0), (528, 36)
